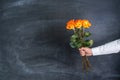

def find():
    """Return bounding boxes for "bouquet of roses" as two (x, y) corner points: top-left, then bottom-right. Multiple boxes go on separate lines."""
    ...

(66, 19), (93, 71)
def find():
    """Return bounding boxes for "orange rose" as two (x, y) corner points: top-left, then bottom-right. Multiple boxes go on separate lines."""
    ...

(74, 19), (82, 28)
(82, 20), (91, 28)
(66, 19), (75, 30)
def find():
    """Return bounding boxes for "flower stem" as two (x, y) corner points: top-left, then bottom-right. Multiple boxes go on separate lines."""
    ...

(80, 27), (91, 71)
(73, 28), (76, 34)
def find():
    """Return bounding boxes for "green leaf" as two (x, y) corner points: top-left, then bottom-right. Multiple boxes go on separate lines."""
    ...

(71, 34), (78, 39)
(70, 37), (76, 42)
(76, 42), (82, 49)
(88, 40), (94, 47)
(69, 42), (76, 48)
(69, 40), (83, 49)
(70, 34), (79, 43)
(83, 40), (94, 47)
(83, 41), (90, 47)
(84, 32), (91, 37)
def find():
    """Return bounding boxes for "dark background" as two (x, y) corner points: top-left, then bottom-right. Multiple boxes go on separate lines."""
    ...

(0, 0), (120, 80)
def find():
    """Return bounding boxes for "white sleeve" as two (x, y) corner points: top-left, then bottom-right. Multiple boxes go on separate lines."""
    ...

(91, 39), (120, 56)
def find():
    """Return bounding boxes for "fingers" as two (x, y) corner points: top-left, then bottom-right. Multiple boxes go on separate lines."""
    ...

(79, 47), (86, 51)
(79, 47), (86, 56)
(79, 50), (86, 56)
(79, 47), (92, 56)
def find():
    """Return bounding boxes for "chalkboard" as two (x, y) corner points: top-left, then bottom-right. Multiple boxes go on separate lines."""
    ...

(0, 0), (120, 80)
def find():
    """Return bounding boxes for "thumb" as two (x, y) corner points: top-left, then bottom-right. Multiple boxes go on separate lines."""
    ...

(80, 50), (86, 56)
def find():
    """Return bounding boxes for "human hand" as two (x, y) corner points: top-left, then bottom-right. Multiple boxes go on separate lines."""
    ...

(79, 47), (93, 56)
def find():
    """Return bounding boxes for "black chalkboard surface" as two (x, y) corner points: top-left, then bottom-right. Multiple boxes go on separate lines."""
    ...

(0, 0), (120, 80)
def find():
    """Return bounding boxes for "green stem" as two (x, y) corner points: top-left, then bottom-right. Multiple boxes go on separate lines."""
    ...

(81, 27), (85, 42)
(73, 28), (76, 34)
(81, 27), (91, 71)
(78, 28), (82, 41)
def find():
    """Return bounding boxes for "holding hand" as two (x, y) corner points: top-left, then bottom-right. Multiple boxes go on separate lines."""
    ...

(79, 47), (93, 56)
